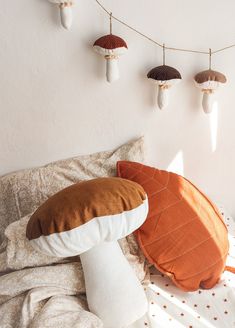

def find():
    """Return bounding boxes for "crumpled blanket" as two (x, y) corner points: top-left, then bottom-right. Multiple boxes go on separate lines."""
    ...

(0, 262), (102, 328)
(0, 234), (149, 328)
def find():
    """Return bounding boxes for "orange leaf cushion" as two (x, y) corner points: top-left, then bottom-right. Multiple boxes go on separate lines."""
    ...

(117, 161), (229, 291)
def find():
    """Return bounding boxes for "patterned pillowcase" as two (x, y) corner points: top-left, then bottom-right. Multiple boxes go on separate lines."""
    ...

(0, 214), (73, 271)
(0, 137), (145, 244)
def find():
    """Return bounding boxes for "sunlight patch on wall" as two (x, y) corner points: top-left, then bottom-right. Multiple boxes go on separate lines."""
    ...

(167, 151), (184, 175)
(209, 102), (219, 153)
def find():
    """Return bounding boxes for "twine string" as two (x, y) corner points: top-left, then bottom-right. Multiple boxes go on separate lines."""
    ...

(163, 44), (166, 65)
(209, 48), (212, 69)
(95, 0), (235, 57)
(109, 12), (113, 34)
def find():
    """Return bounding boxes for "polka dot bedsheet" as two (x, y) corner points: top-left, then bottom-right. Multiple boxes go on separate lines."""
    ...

(130, 207), (235, 328)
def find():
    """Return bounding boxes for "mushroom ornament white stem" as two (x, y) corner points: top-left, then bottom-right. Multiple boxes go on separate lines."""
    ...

(105, 55), (119, 83)
(93, 34), (128, 83)
(59, 2), (73, 29)
(157, 85), (169, 110)
(202, 89), (214, 114)
(49, 1), (74, 30)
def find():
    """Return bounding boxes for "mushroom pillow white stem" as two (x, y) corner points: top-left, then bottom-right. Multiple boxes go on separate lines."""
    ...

(26, 178), (149, 328)
(81, 241), (147, 328)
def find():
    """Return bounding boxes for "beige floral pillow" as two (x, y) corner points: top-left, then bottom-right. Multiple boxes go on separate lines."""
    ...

(0, 137), (145, 243)
(0, 214), (77, 271)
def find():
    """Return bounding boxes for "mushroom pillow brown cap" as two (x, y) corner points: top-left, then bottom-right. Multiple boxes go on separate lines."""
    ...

(194, 69), (227, 84)
(26, 177), (149, 328)
(26, 177), (148, 257)
(147, 65), (182, 81)
(93, 34), (128, 56)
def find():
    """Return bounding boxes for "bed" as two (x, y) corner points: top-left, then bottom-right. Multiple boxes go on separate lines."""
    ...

(0, 207), (234, 328)
(0, 138), (234, 328)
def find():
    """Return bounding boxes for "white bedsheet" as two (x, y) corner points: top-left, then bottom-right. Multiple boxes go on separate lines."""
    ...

(130, 208), (235, 328)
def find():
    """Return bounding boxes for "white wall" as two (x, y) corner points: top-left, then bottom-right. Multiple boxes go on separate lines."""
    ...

(1, 0), (235, 214)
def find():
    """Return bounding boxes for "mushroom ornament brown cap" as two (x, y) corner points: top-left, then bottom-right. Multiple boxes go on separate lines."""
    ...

(147, 65), (182, 82)
(26, 177), (148, 257)
(147, 65), (182, 108)
(194, 69), (227, 84)
(93, 34), (128, 57)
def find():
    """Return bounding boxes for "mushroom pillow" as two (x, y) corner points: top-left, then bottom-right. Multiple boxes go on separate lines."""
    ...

(117, 161), (229, 292)
(26, 177), (149, 328)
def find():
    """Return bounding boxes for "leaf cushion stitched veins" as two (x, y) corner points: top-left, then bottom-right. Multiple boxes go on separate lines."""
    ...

(117, 161), (229, 292)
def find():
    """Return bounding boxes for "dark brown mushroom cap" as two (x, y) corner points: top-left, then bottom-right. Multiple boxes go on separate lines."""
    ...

(147, 65), (182, 81)
(93, 34), (128, 50)
(194, 69), (227, 84)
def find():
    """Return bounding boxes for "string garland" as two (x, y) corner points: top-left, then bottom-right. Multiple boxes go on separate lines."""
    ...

(95, 0), (235, 58)
(48, 0), (229, 113)
(93, 0), (229, 113)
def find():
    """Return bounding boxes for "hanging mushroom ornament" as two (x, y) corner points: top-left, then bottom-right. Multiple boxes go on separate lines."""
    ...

(93, 13), (128, 83)
(49, 0), (74, 30)
(194, 49), (227, 113)
(147, 45), (182, 110)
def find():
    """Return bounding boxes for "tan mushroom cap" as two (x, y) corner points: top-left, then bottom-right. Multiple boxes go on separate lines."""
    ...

(26, 178), (146, 240)
(147, 65), (182, 81)
(26, 178), (149, 257)
(93, 34), (128, 57)
(194, 69), (227, 84)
